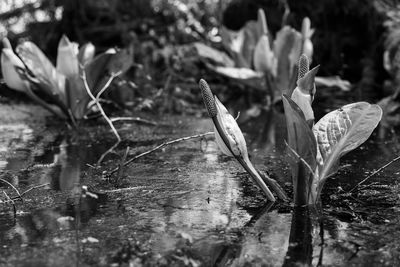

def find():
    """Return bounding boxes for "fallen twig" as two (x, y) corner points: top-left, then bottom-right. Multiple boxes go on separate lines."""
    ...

(349, 154), (400, 193)
(17, 183), (50, 199)
(108, 132), (214, 175)
(110, 117), (157, 126)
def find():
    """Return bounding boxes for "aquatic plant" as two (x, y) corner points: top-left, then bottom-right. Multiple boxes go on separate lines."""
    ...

(283, 54), (382, 206)
(199, 79), (287, 202)
(1, 35), (132, 126)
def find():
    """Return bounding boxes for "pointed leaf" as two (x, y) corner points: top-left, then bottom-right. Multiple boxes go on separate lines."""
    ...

(56, 35), (79, 77)
(313, 102), (383, 181)
(1, 48), (30, 92)
(16, 41), (66, 102)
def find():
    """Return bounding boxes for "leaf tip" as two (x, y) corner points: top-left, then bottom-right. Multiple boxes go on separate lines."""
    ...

(257, 8), (268, 35)
(2, 37), (11, 49)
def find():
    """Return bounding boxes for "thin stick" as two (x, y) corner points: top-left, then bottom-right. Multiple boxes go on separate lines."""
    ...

(349, 154), (400, 193)
(81, 70), (121, 142)
(110, 117), (157, 126)
(0, 178), (22, 200)
(108, 132), (214, 175)
(17, 183), (49, 199)
(96, 71), (122, 99)
(3, 191), (16, 215)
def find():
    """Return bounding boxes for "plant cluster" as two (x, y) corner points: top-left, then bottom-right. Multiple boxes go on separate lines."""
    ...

(1, 35), (132, 126)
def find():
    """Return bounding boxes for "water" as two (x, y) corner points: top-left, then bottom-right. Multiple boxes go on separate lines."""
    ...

(0, 102), (399, 266)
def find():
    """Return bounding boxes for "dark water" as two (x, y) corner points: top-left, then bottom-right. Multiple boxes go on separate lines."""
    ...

(0, 103), (399, 266)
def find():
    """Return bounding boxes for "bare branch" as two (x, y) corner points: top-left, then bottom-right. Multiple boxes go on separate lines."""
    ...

(108, 132), (214, 175)
(81, 69), (121, 142)
(349, 154), (400, 193)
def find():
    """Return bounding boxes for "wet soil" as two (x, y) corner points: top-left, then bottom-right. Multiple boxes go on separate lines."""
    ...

(0, 101), (399, 267)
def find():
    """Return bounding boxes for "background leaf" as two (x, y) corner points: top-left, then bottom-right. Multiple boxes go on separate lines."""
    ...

(273, 26), (302, 97)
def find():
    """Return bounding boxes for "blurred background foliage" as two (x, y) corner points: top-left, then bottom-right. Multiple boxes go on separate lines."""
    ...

(1, 0), (400, 114)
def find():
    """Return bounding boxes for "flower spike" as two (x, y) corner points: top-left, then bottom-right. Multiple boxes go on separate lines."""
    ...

(199, 79), (278, 201)
(298, 54), (309, 80)
(199, 79), (217, 118)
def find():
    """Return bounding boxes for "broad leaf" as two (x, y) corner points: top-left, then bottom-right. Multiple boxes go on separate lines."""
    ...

(283, 95), (317, 205)
(209, 65), (265, 90)
(313, 102), (383, 182)
(193, 42), (234, 67)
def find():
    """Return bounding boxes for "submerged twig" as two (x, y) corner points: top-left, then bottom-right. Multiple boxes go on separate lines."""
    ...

(17, 183), (49, 199)
(108, 132), (214, 175)
(349, 154), (400, 193)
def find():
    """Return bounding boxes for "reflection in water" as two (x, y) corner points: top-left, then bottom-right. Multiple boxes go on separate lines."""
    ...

(0, 186), (107, 246)
(0, 124), (113, 191)
(283, 207), (313, 267)
(0, 124), (34, 174)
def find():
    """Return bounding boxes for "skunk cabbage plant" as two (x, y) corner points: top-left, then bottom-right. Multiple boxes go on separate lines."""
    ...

(283, 54), (382, 206)
(199, 79), (290, 202)
(1, 35), (132, 125)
